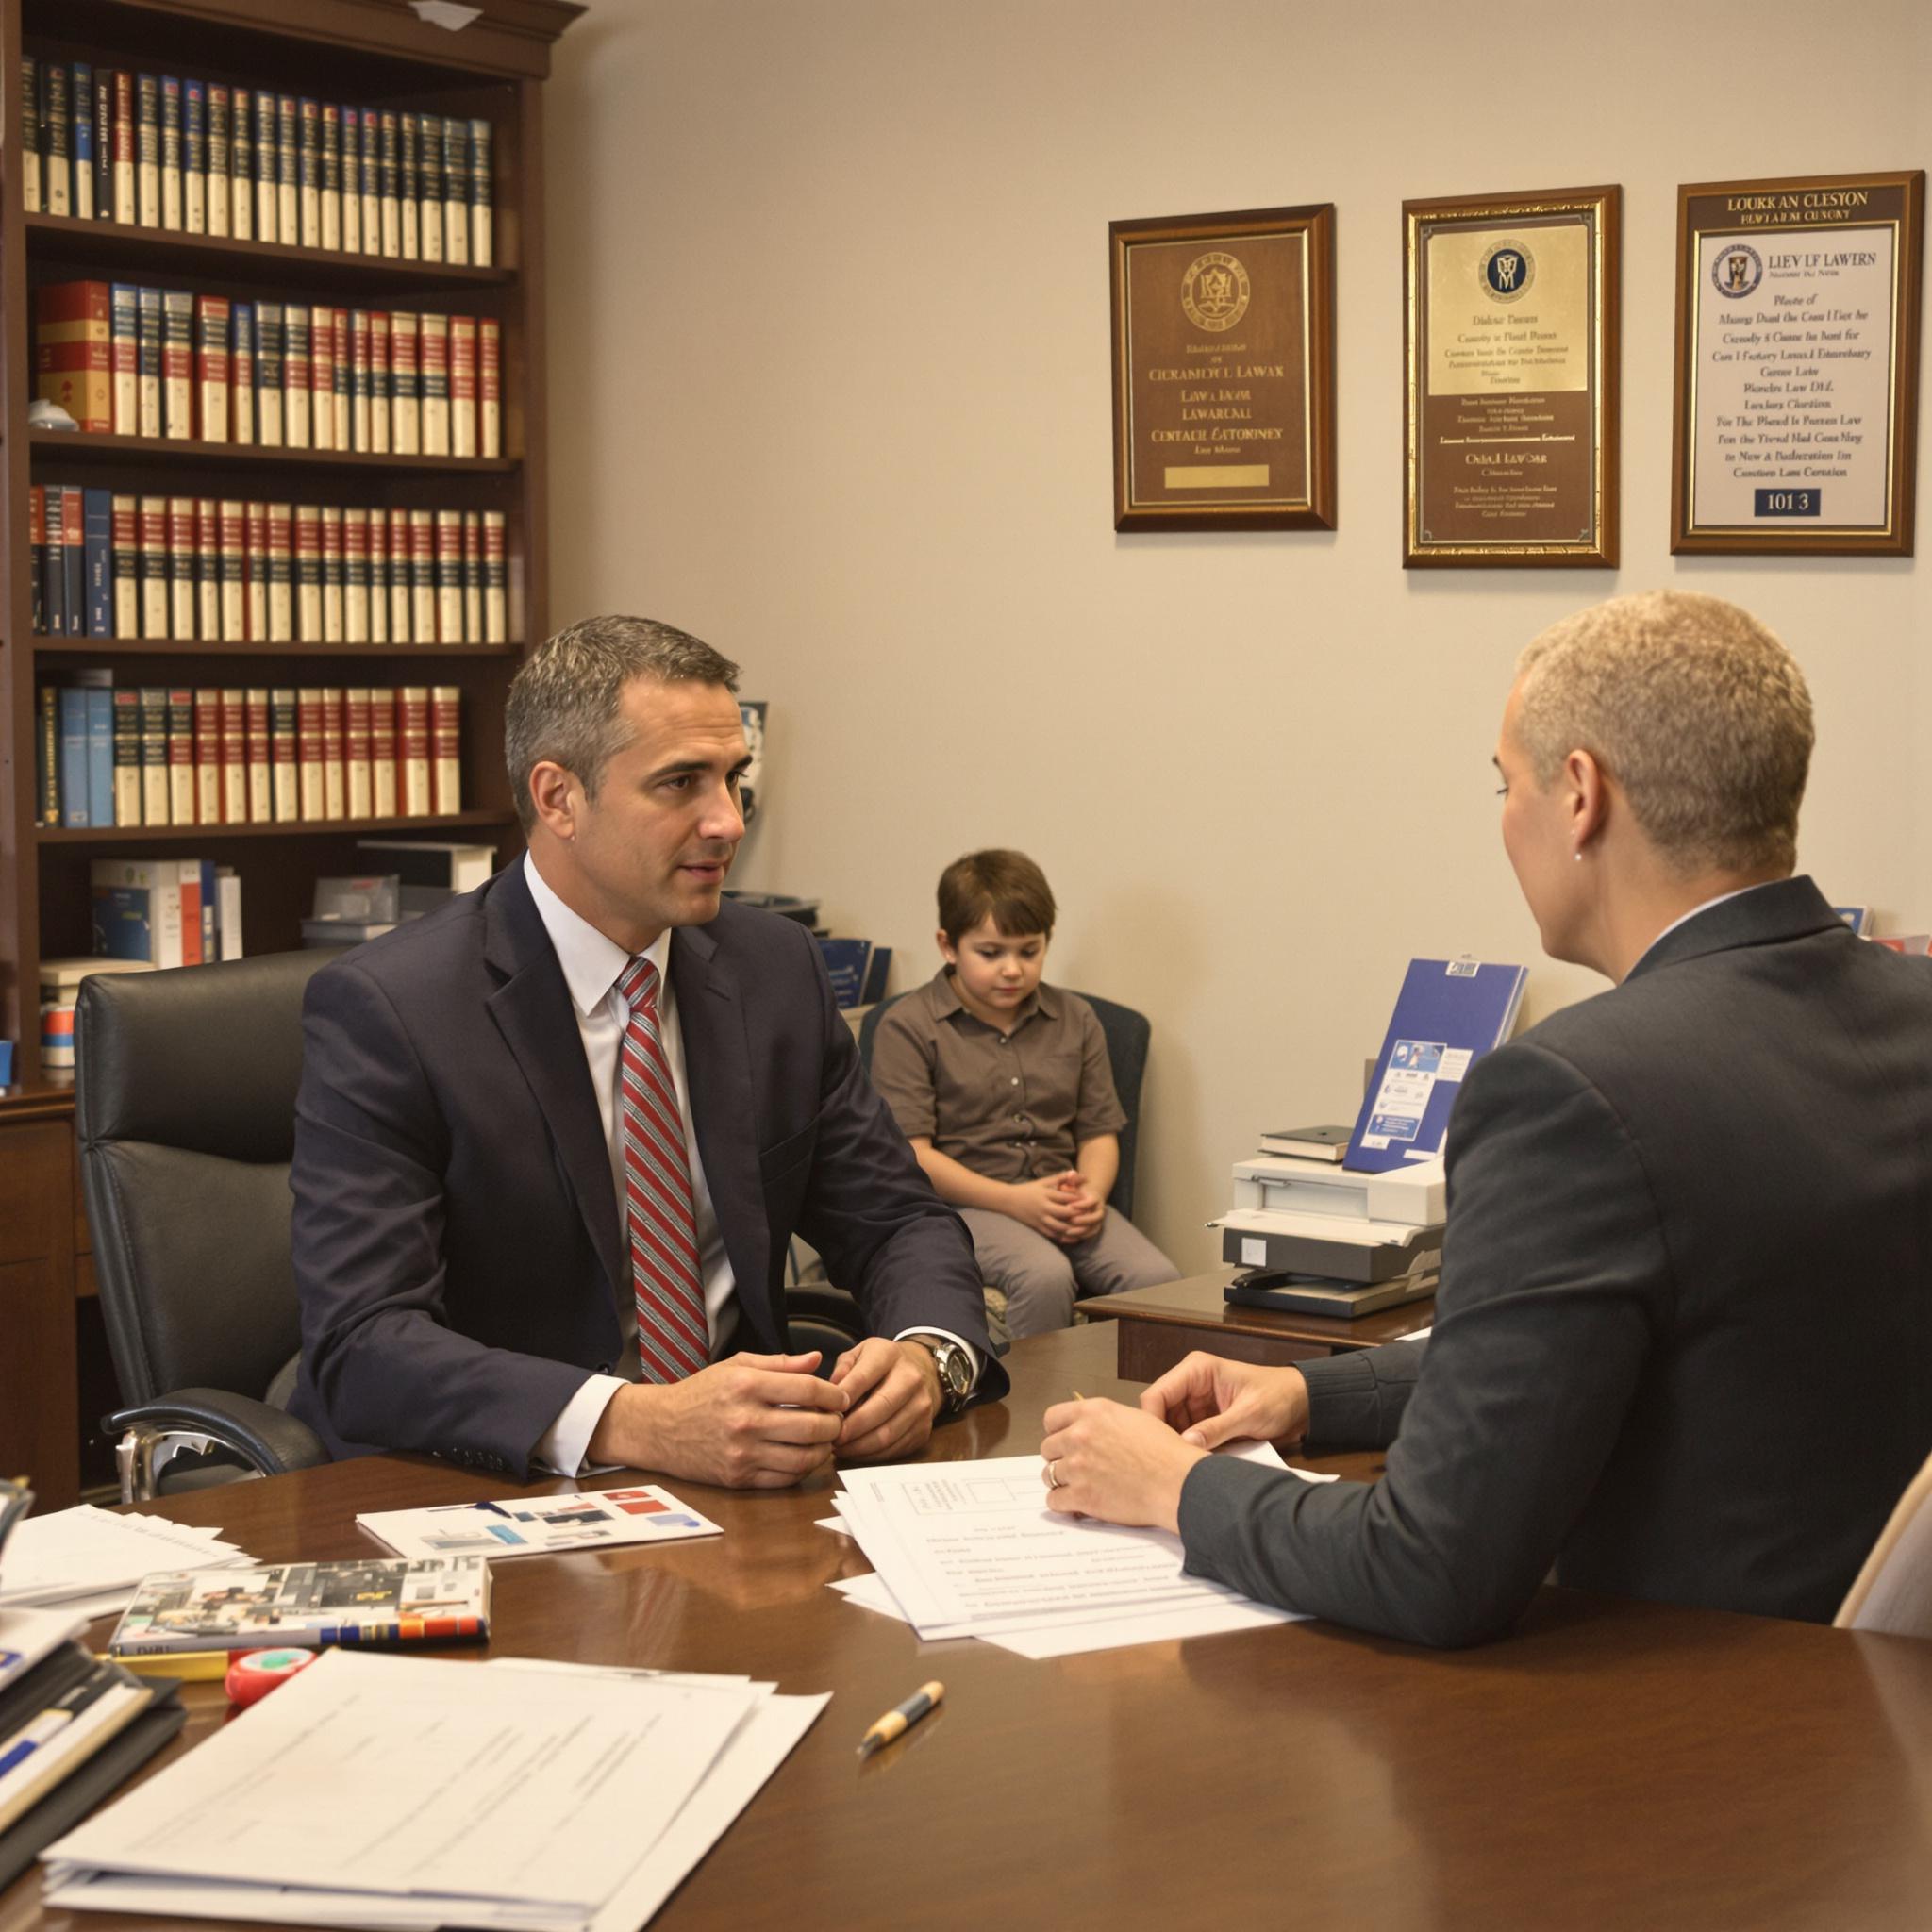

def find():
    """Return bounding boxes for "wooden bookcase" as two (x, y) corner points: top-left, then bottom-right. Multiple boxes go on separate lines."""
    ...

(0, 0), (584, 1082)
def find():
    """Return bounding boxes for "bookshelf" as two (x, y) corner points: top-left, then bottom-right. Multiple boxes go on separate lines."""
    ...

(0, 0), (584, 1084)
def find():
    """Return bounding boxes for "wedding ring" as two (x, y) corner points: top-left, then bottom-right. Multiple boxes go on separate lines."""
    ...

(1047, 1459), (1064, 1488)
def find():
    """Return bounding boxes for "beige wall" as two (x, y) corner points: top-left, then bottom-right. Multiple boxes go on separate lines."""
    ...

(547, 0), (1932, 1268)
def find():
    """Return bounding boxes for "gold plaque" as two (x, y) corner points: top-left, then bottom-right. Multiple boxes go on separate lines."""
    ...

(1405, 186), (1620, 568)
(1110, 205), (1336, 532)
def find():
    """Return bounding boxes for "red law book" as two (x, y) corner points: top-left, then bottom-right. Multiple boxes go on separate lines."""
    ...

(220, 688), (247, 824)
(193, 686), (223, 825)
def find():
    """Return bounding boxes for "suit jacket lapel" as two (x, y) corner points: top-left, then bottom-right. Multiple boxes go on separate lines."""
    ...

(671, 924), (775, 1349)
(482, 865), (625, 1323)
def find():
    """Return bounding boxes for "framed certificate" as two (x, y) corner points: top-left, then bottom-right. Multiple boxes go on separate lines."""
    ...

(1672, 170), (1924, 555)
(1403, 186), (1619, 568)
(1110, 204), (1336, 532)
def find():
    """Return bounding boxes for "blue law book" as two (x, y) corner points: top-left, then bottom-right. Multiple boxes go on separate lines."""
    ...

(58, 689), (92, 828)
(1344, 957), (1528, 1174)
(86, 686), (114, 827)
(71, 61), (93, 216)
(83, 488), (113, 636)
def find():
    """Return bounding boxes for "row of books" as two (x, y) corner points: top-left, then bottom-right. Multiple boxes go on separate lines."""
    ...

(35, 683), (463, 830)
(89, 859), (243, 970)
(20, 61), (494, 266)
(30, 487), (509, 646)
(38, 282), (502, 458)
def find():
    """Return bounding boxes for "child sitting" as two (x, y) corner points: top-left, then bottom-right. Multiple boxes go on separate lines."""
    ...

(869, 849), (1178, 1338)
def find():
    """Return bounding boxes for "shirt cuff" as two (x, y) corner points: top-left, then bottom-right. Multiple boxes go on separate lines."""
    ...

(895, 1327), (982, 1389)
(532, 1374), (628, 1476)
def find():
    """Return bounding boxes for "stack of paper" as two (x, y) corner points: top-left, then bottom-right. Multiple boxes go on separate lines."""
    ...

(0, 1508), (252, 1621)
(42, 1649), (826, 1930)
(826, 1446), (1333, 1658)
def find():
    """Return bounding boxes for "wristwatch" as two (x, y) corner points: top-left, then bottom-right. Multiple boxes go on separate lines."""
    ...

(908, 1335), (975, 1419)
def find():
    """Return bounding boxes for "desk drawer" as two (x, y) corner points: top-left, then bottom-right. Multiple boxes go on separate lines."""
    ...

(0, 1123), (68, 1264)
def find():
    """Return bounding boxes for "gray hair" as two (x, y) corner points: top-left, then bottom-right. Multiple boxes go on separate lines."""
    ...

(1514, 591), (1813, 875)
(506, 615), (740, 831)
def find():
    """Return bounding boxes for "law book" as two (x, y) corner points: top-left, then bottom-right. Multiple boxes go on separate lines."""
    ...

(442, 115), (471, 266)
(194, 294), (230, 441)
(366, 509), (390, 644)
(181, 859), (208, 966)
(58, 487), (85, 638)
(28, 487), (46, 635)
(408, 509), (437, 644)
(35, 686), (58, 824)
(107, 1557), (490, 1657)
(269, 687), (298, 822)
(205, 84), (230, 237)
(294, 503), (323, 641)
(342, 508), (370, 643)
(244, 501), (269, 641)
(72, 60), (95, 221)
(398, 686), (432, 816)
(110, 494), (139, 639)
(227, 84), (252, 239)
(111, 689), (142, 827)
(320, 101), (342, 250)
(349, 308), (372, 450)
(320, 506), (345, 643)
(265, 503), (293, 642)
(36, 281), (112, 432)
(166, 498), (196, 640)
(368, 308), (391, 453)
(219, 689), (247, 825)
(134, 74), (160, 227)
(344, 686), (374, 819)
(40, 58), (70, 216)
(1257, 1124), (1352, 1163)
(308, 304), (334, 449)
(158, 75), (181, 229)
(252, 87), (277, 242)
(254, 300), (284, 446)
(335, 104), (358, 253)
(135, 285), (162, 437)
(478, 317), (501, 458)
(430, 686), (461, 813)
(295, 97), (321, 247)
(331, 308), (352, 451)
(160, 289), (194, 439)
(482, 509), (508, 643)
(370, 687), (398, 816)
(468, 115), (492, 266)
(58, 689), (92, 827)
(196, 499), (222, 642)
(180, 79), (204, 232)
(245, 688), (272, 822)
(138, 687), (169, 825)
(76, 489), (110, 640)
(415, 111), (443, 263)
(380, 107), (404, 257)
(275, 94), (299, 244)
(448, 315), (477, 458)
(389, 310), (420, 453)
(434, 509), (464, 643)
(90, 859), (184, 968)
(137, 498), (169, 640)
(283, 303), (311, 448)
(92, 65), (116, 223)
(219, 501), (246, 641)
(359, 107), (383, 257)
(110, 69), (136, 224)
(1345, 957), (1529, 1174)
(192, 687), (221, 824)
(20, 59), (40, 214)
(295, 687), (325, 820)
(461, 511), (483, 643)
(108, 283), (138, 434)
(377, 508), (406, 641)
(396, 108), (419, 259)
(230, 302), (255, 446)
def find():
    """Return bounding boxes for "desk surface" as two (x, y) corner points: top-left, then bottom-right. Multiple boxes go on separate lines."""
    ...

(7, 1323), (1932, 1931)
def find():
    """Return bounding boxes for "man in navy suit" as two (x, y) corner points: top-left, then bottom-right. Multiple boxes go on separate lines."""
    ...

(291, 616), (1000, 1484)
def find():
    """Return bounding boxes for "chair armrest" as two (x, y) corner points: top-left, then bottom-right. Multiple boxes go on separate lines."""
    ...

(103, 1389), (328, 1478)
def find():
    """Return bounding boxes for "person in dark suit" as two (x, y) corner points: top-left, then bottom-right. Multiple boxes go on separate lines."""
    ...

(1041, 590), (1932, 1644)
(291, 616), (1002, 1486)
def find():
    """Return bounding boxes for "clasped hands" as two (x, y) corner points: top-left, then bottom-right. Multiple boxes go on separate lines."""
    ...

(1008, 1170), (1106, 1245)
(587, 1336), (942, 1490)
(1039, 1353), (1311, 1533)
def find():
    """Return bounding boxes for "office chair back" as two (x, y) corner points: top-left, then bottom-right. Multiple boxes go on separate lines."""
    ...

(858, 987), (1152, 1219)
(75, 949), (335, 1409)
(1835, 1448), (1932, 1638)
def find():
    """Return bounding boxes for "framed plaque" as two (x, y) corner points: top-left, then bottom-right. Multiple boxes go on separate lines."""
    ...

(1403, 186), (1620, 568)
(1673, 170), (1924, 555)
(1110, 204), (1336, 531)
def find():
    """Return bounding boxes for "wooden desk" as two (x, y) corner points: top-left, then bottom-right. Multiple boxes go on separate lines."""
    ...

(1079, 1267), (1435, 1381)
(6, 1323), (1931, 1931)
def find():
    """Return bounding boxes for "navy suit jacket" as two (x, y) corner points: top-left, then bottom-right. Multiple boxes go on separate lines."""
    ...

(1180, 877), (1932, 1643)
(289, 862), (1003, 1475)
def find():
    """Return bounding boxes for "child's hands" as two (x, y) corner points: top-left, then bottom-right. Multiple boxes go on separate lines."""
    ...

(1052, 1171), (1107, 1244)
(1006, 1175), (1086, 1241)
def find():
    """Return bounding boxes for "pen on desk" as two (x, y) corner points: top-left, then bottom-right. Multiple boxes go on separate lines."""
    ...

(857, 1680), (943, 1758)
(93, 1649), (236, 1682)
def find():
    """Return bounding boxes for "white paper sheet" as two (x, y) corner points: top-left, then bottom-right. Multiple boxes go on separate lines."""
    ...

(0, 1507), (251, 1612)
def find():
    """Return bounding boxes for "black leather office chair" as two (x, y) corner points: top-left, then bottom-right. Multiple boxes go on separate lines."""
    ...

(75, 950), (336, 1500)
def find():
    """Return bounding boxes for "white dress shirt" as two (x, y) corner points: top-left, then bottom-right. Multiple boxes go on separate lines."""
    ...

(523, 854), (977, 1474)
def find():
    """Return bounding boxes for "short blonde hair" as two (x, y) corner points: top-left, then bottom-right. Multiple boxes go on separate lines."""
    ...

(1514, 591), (1813, 874)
